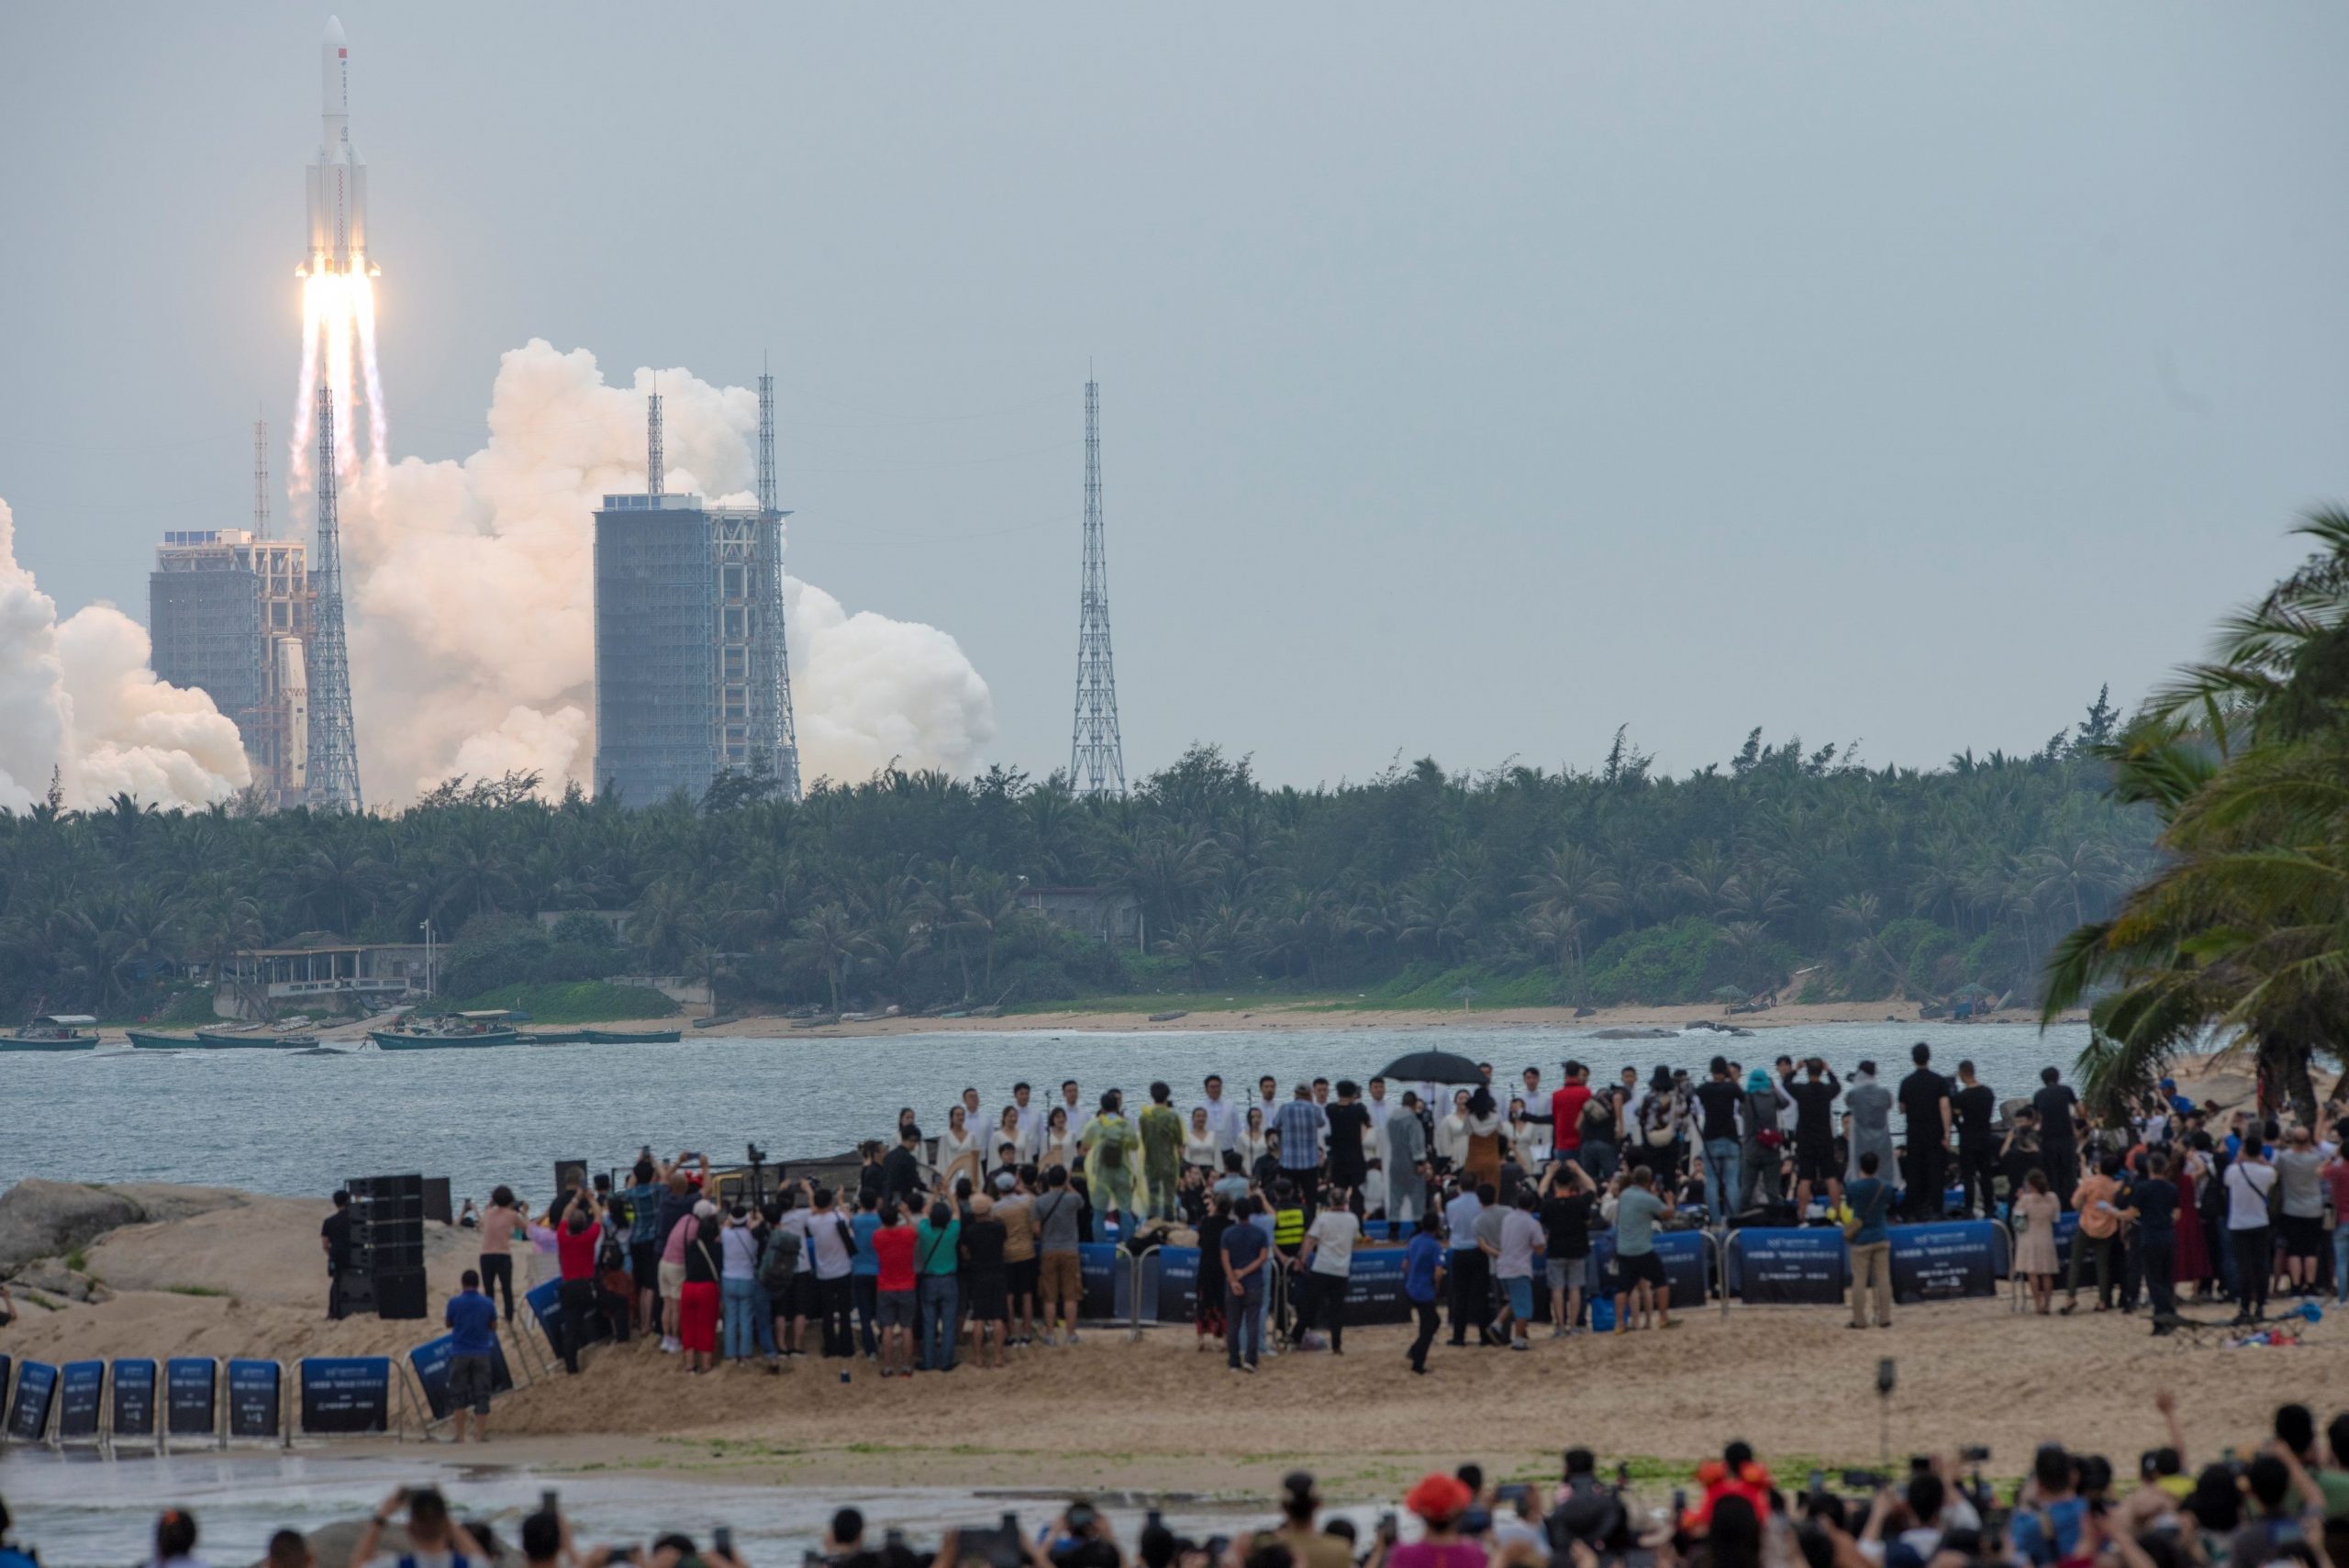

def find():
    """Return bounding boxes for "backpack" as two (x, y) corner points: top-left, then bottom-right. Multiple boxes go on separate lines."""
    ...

(1097, 1123), (1125, 1168)
(760, 1228), (801, 1294)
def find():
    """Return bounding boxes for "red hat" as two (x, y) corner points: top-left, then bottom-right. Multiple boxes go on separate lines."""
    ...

(1406, 1473), (1474, 1525)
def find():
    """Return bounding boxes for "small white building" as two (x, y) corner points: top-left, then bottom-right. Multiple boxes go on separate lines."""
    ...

(220, 942), (431, 1018)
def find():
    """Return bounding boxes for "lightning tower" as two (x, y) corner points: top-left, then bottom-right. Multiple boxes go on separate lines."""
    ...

(253, 417), (271, 537)
(757, 368), (803, 801)
(305, 384), (363, 811)
(1069, 376), (1125, 796)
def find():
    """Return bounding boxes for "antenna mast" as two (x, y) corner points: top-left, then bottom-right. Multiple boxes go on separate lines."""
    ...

(1069, 375), (1126, 796)
(646, 389), (664, 498)
(304, 384), (363, 812)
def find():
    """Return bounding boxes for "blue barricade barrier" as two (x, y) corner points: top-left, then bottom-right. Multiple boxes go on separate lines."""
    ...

(408, 1334), (517, 1423)
(7, 1361), (59, 1442)
(1889, 1219), (2006, 1303)
(56, 1360), (105, 1441)
(165, 1357), (217, 1438)
(1728, 1228), (1848, 1304)
(299, 1356), (394, 1435)
(225, 1358), (281, 1440)
(111, 1359), (158, 1439)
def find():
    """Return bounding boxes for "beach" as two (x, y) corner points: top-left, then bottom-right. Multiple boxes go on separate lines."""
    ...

(86, 998), (2081, 1048)
(0, 1137), (2317, 1501)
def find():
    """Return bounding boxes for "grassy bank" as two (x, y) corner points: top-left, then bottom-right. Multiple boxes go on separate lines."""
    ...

(435, 980), (680, 1025)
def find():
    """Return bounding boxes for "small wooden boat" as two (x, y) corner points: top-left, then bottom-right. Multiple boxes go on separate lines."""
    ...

(370, 1008), (520, 1050)
(577, 1028), (682, 1044)
(193, 1029), (319, 1049)
(523, 1029), (587, 1045)
(373, 1027), (520, 1050)
(4, 1015), (101, 1051)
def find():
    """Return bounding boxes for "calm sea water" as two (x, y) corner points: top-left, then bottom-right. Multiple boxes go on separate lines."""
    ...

(0, 1022), (2086, 1202)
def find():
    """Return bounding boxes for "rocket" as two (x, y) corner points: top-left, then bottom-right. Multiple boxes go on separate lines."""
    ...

(302, 17), (373, 278)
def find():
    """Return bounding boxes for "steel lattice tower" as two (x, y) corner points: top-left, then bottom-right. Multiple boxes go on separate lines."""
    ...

(1069, 377), (1125, 796)
(252, 417), (271, 538)
(757, 369), (802, 802)
(305, 384), (363, 811)
(646, 388), (664, 497)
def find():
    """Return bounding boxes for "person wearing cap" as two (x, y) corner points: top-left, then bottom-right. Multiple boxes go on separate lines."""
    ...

(1390, 1474), (1483, 1568)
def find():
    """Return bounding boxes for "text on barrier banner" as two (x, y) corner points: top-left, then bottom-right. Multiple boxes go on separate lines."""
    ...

(166, 1358), (217, 1437)
(300, 1357), (393, 1435)
(226, 1359), (281, 1440)
(6, 1360), (58, 1442)
(112, 1359), (158, 1439)
(56, 1360), (105, 1440)
(1729, 1229), (1848, 1305)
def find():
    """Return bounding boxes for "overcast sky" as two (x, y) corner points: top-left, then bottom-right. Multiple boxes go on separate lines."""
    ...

(2, 4), (2342, 787)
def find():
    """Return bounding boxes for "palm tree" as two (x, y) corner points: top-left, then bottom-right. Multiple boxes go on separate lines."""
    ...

(2044, 511), (2349, 1120)
(784, 903), (873, 1015)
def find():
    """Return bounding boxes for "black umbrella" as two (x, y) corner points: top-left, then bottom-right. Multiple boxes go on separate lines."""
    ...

(1377, 1049), (1488, 1086)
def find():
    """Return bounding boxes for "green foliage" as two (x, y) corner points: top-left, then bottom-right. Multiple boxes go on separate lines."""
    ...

(437, 980), (678, 1024)
(1585, 917), (1732, 1006)
(0, 703), (2154, 1018)
(2043, 507), (2349, 1123)
(439, 914), (628, 1000)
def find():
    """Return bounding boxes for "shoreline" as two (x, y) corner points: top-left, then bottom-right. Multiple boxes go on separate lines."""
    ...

(128, 999), (2086, 1048)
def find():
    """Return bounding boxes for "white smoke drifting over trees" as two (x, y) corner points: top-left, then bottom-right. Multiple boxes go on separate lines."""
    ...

(0, 498), (252, 812)
(340, 339), (996, 800)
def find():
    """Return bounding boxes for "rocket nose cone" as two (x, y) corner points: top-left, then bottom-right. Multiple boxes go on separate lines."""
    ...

(324, 16), (346, 43)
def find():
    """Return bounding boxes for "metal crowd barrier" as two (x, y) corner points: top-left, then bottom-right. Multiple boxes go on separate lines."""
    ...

(1119, 1241), (1162, 1341)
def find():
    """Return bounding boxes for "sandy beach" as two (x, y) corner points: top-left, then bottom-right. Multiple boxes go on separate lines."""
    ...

(135, 999), (2084, 1050)
(0, 1123), (2320, 1500)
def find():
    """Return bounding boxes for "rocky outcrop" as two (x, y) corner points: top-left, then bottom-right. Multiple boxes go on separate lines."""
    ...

(0, 1179), (245, 1276)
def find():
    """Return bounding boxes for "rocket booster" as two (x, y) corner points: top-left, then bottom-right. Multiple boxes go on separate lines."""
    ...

(303, 16), (373, 277)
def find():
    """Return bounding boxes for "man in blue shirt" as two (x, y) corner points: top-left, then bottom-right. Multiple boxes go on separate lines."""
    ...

(444, 1269), (501, 1442)
(1403, 1217), (1449, 1374)
(1844, 1151), (1895, 1329)
(1221, 1196), (1272, 1373)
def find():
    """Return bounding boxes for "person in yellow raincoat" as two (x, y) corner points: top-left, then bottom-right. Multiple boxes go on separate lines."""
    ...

(1083, 1089), (1147, 1238)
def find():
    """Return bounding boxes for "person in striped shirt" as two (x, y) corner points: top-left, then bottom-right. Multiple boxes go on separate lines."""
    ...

(1274, 1084), (1330, 1223)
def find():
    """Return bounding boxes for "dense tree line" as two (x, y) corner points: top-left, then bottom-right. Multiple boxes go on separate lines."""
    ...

(0, 695), (2154, 1022)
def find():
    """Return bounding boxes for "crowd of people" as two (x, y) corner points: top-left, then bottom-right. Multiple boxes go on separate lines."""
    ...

(385, 1045), (2347, 1411)
(11, 1397), (2349, 1568)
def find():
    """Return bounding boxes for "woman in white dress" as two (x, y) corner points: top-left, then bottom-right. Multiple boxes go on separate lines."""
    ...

(991, 1106), (1028, 1173)
(1038, 1106), (1078, 1175)
(1184, 1106), (1221, 1173)
(1435, 1088), (1473, 1173)
(1238, 1106), (1271, 1172)
(937, 1105), (984, 1192)
(1508, 1097), (1550, 1169)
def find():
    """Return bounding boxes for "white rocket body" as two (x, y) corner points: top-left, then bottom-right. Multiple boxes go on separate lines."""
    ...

(304, 17), (371, 276)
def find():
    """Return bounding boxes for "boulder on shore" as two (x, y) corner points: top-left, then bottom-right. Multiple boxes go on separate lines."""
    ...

(0, 1179), (246, 1276)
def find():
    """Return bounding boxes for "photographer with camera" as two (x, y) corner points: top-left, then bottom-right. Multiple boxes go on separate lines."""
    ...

(1544, 1450), (1632, 1566)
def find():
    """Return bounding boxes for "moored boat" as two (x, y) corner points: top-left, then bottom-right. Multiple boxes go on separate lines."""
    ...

(523, 1029), (587, 1045)
(126, 1029), (196, 1050)
(4, 1015), (101, 1051)
(369, 1008), (521, 1050)
(577, 1028), (682, 1044)
(193, 1029), (319, 1049)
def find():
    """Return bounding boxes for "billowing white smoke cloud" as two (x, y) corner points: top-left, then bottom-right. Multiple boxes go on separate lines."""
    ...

(340, 339), (996, 800)
(0, 497), (251, 812)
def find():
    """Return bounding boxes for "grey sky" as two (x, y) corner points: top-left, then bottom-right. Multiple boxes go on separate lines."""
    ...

(3, 3), (2342, 787)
